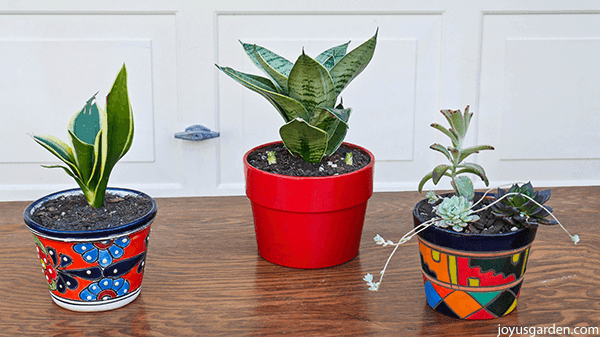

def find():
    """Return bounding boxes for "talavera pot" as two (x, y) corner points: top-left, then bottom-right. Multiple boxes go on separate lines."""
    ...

(413, 194), (537, 319)
(23, 187), (157, 312)
(244, 141), (374, 269)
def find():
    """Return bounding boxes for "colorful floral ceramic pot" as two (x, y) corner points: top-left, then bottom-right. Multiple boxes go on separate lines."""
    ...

(23, 188), (157, 312)
(244, 141), (374, 269)
(413, 195), (537, 320)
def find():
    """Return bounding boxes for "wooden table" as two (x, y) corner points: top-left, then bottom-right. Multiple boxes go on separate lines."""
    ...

(1, 187), (598, 336)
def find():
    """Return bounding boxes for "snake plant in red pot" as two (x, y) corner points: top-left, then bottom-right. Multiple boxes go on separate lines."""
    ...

(216, 30), (378, 268)
(365, 106), (579, 320)
(24, 65), (157, 311)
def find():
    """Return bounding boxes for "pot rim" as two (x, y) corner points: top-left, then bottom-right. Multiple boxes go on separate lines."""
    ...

(413, 192), (532, 238)
(23, 187), (157, 241)
(413, 192), (538, 252)
(243, 141), (375, 181)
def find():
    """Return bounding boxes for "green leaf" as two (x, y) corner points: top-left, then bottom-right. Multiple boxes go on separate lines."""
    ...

(279, 118), (329, 163)
(458, 145), (495, 163)
(216, 65), (280, 94)
(330, 29), (377, 96)
(67, 95), (101, 183)
(432, 164), (450, 184)
(444, 109), (466, 139)
(430, 123), (459, 147)
(452, 176), (474, 201)
(456, 162), (489, 185)
(418, 172), (433, 193)
(216, 65), (309, 122)
(310, 106), (352, 155)
(288, 52), (336, 115)
(104, 64), (134, 167)
(240, 41), (294, 77)
(430, 143), (452, 161)
(463, 105), (472, 133)
(68, 94), (101, 145)
(315, 41), (351, 71)
(32, 134), (81, 179)
(253, 45), (289, 94)
(68, 130), (95, 183)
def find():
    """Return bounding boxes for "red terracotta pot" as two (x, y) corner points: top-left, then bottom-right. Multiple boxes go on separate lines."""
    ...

(244, 141), (374, 268)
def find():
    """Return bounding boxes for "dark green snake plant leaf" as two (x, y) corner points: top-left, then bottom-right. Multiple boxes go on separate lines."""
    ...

(216, 65), (310, 122)
(280, 118), (329, 163)
(32, 65), (134, 208)
(315, 41), (351, 71)
(330, 29), (378, 96)
(288, 52), (337, 114)
(217, 30), (377, 163)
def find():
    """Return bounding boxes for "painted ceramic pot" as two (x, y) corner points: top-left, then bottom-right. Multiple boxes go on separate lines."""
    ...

(413, 195), (537, 320)
(23, 188), (157, 312)
(244, 141), (374, 269)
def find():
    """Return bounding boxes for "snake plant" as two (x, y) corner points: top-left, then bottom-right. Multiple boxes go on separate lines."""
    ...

(31, 65), (134, 208)
(418, 106), (494, 201)
(216, 30), (378, 163)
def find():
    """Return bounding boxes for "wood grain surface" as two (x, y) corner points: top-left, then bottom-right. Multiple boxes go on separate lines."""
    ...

(1, 187), (598, 336)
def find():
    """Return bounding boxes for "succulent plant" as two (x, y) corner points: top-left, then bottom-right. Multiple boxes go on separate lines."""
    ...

(216, 30), (378, 163)
(31, 65), (134, 208)
(418, 106), (495, 201)
(435, 195), (480, 232)
(492, 182), (557, 227)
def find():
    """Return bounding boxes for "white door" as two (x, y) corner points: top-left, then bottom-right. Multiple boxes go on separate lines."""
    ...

(1, 1), (599, 202)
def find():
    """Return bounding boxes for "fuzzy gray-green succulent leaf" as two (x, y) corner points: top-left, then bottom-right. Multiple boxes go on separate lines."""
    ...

(418, 171), (434, 193)
(441, 109), (466, 140)
(430, 143), (453, 161)
(455, 162), (489, 186)
(279, 118), (329, 163)
(432, 164), (451, 184)
(287, 52), (336, 114)
(458, 145), (495, 164)
(330, 30), (378, 97)
(452, 176), (474, 201)
(430, 123), (460, 148)
(315, 41), (351, 71)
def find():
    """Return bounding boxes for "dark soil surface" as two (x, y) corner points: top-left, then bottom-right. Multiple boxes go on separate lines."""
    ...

(247, 143), (370, 177)
(31, 193), (153, 231)
(416, 195), (517, 234)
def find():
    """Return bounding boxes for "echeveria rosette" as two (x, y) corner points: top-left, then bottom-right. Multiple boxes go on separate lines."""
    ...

(492, 182), (558, 228)
(216, 30), (377, 163)
(32, 65), (134, 208)
(435, 195), (480, 232)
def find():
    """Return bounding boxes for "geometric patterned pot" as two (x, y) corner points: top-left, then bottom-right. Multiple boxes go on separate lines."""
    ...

(23, 188), (157, 312)
(413, 195), (537, 320)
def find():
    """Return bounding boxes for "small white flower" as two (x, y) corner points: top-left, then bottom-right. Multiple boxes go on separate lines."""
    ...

(572, 234), (580, 245)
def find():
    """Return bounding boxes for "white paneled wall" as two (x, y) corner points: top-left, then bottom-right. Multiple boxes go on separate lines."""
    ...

(1, 1), (599, 201)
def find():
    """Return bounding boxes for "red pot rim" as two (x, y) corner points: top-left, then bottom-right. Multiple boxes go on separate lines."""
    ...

(243, 140), (375, 180)
(244, 141), (374, 213)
